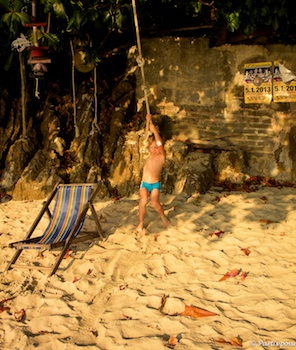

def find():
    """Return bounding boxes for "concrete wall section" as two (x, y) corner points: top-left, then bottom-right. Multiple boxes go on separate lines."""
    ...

(134, 37), (296, 182)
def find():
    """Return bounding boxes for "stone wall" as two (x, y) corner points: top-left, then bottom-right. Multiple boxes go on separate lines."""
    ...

(2, 38), (296, 201)
(133, 37), (296, 182)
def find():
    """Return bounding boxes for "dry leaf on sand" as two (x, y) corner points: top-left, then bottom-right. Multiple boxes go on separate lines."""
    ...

(260, 219), (276, 224)
(219, 268), (241, 281)
(165, 335), (178, 348)
(209, 230), (224, 238)
(0, 297), (13, 314)
(63, 250), (72, 259)
(14, 309), (25, 322)
(239, 271), (249, 281)
(240, 247), (251, 256)
(213, 336), (243, 347)
(0, 306), (10, 313)
(179, 305), (218, 318)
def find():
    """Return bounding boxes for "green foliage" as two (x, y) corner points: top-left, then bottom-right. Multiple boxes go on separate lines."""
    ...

(62, 0), (130, 33)
(0, 0), (296, 76)
(0, 0), (30, 36)
(0, 0), (294, 47)
(40, 0), (55, 12)
(52, 1), (68, 19)
(28, 30), (60, 49)
(213, 0), (295, 36)
(190, 1), (202, 14)
(226, 11), (240, 32)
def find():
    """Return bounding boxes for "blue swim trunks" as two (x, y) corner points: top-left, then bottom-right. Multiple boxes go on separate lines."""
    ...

(140, 181), (161, 193)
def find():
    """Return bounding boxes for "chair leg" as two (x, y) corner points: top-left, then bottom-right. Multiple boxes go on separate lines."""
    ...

(48, 243), (71, 277)
(6, 249), (23, 271)
(89, 203), (104, 239)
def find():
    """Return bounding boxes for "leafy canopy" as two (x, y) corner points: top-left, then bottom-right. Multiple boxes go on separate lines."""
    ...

(0, 0), (295, 71)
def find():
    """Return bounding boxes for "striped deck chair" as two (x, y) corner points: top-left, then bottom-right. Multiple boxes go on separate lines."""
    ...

(6, 183), (104, 276)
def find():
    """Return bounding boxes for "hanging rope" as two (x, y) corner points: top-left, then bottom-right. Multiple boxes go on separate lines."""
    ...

(90, 64), (100, 135)
(70, 39), (80, 138)
(19, 51), (27, 138)
(32, 0), (40, 99)
(90, 38), (99, 135)
(131, 0), (150, 116)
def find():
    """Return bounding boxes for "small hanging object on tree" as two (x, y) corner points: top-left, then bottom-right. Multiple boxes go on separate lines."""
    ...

(73, 35), (95, 73)
(24, 0), (51, 99)
(31, 62), (48, 77)
(74, 50), (95, 73)
(27, 46), (51, 65)
(11, 33), (31, 53)
(27, 45), (51, 96)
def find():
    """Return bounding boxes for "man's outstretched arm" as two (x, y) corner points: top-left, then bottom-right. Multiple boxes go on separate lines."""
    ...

(145, 114), (152, 136)
(149, 119), (165, 156)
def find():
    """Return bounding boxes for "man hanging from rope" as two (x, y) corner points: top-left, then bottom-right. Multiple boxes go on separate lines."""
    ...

(136, 114), (171, 233)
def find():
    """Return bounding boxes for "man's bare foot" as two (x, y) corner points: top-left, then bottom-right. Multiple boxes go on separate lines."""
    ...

(161, 216), (171, 227)
(136, 224), (144, 234)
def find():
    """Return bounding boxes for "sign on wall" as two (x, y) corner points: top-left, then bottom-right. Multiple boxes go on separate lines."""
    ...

(273, 61), (296, 102)
(244, 62), (272, 104)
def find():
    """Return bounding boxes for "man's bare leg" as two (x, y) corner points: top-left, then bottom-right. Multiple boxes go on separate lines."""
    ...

(150, 189), (170, 227)
(137, 188), (149, 233)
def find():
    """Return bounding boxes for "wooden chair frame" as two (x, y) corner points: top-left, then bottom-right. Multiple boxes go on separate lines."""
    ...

(6, 183), (104, 276)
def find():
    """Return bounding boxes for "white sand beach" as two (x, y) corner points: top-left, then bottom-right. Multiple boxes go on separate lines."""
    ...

(0, 185), (296, 349)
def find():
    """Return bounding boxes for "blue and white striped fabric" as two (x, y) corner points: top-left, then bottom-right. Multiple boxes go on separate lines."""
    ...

(12, 185), (92, 250)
